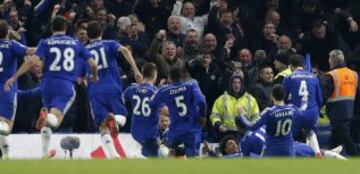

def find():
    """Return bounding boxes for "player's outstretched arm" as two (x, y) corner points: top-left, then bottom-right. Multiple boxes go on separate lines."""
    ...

(87, 58), (98, 82)
(4, 55), (40, 91)
(118, 46), (143, 83)
(236, 106), (267, 132)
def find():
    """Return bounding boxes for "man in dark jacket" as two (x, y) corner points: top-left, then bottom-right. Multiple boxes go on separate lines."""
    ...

(322, 50), (359, 156)
(251, 65), (274, 111)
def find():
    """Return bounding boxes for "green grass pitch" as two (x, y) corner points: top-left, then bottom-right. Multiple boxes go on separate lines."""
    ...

(1, 159), (359, 174)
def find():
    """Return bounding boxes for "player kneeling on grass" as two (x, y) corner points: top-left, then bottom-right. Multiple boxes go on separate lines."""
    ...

(238, 124), (346, 159)
(236, 84), (300, 157)
(0, 20), (37, 159)
(123, 63), (163, 157)
(150, 67), (207, 157)
(85, 21), (142, 159)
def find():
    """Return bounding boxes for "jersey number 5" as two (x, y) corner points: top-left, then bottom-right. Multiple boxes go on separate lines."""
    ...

(175, 96), (187, 117)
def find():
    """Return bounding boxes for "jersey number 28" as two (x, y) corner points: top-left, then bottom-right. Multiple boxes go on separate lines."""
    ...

(49, 47), (75, 72)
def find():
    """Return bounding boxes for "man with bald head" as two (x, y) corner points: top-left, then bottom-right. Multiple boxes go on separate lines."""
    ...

(237, 49), (259, 89)
(202, 33), (230, 71)
(167, 15), (185, 47)
(268, 35), (296, 64)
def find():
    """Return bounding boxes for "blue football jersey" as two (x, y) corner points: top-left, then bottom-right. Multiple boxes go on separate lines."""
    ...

(123, 83), (159, 140)
(86, 40), (123, 95)
(149, 80), (206, 135)
(35, 34), (92, 82)
(241, 127), (266, 157)
(282, 70), (323, 111)
(0, 40), (27, 90)
(240, 127), (315, 157)
(239, 105), (302, 146)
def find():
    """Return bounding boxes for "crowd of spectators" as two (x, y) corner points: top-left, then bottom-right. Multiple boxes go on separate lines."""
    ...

(2, 0), (360, 147)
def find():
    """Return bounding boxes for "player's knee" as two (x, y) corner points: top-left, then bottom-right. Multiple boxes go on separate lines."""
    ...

(114, 115), (126, 127)
(0, 122), (10, 135)
(158, 144), (170, 158)
(46, 113), (59, 128)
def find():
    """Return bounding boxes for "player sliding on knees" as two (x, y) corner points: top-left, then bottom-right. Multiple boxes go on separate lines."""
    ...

(123, 63), (166, 157)
(85, 21), (142, 159)
(30, 16), (98, 159)
(237, 84), (301, 157)
(0, 20), (36, 159)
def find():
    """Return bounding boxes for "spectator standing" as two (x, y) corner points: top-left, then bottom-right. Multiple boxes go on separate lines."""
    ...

(323, 50), (359, 156)
(251, 65), (274, 111)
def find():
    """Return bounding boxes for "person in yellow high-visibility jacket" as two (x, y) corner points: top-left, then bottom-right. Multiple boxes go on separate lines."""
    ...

(210, 72), (259, 139)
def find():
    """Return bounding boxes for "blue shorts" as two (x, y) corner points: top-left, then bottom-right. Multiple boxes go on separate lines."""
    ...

(264, 143), (295, 157)
(294, 141), (315, 157)
(89, 93), (127, 127)
(41, 79), (75, 115)
(0, 88), (17, 121)
(166, 132), (201, 157)
(293, 109), (319, 135)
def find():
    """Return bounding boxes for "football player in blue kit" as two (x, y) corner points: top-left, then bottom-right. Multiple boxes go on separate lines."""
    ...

(31, 16), (98, 158)
(123, 63), (161, 157)
(150, 67), (207, 157)
(240, 126), (346, 159)
(1, 20), (36, 159)
(237, 84), (301, 157)
(282, 54), (323, 157)
(85, 21), (142, 159)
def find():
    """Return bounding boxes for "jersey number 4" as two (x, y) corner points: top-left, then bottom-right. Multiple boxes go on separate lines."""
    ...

(49, 47), (75, 72)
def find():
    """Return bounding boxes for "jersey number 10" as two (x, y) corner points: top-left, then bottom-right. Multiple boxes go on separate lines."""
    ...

(275, 119), (292, 137)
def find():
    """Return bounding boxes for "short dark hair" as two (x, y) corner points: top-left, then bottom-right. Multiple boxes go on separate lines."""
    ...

(289, 54), (304, 67)
(170, 66), (183, 82)
(87, 21), (102, 39)
(0, 20), (9, 39)
(260, 64), (273, 73)
(272, 84), (286, 101)
(142, 63), (157, 79)
(51, 16), (68, 32)
(219, 9), (233, 17)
